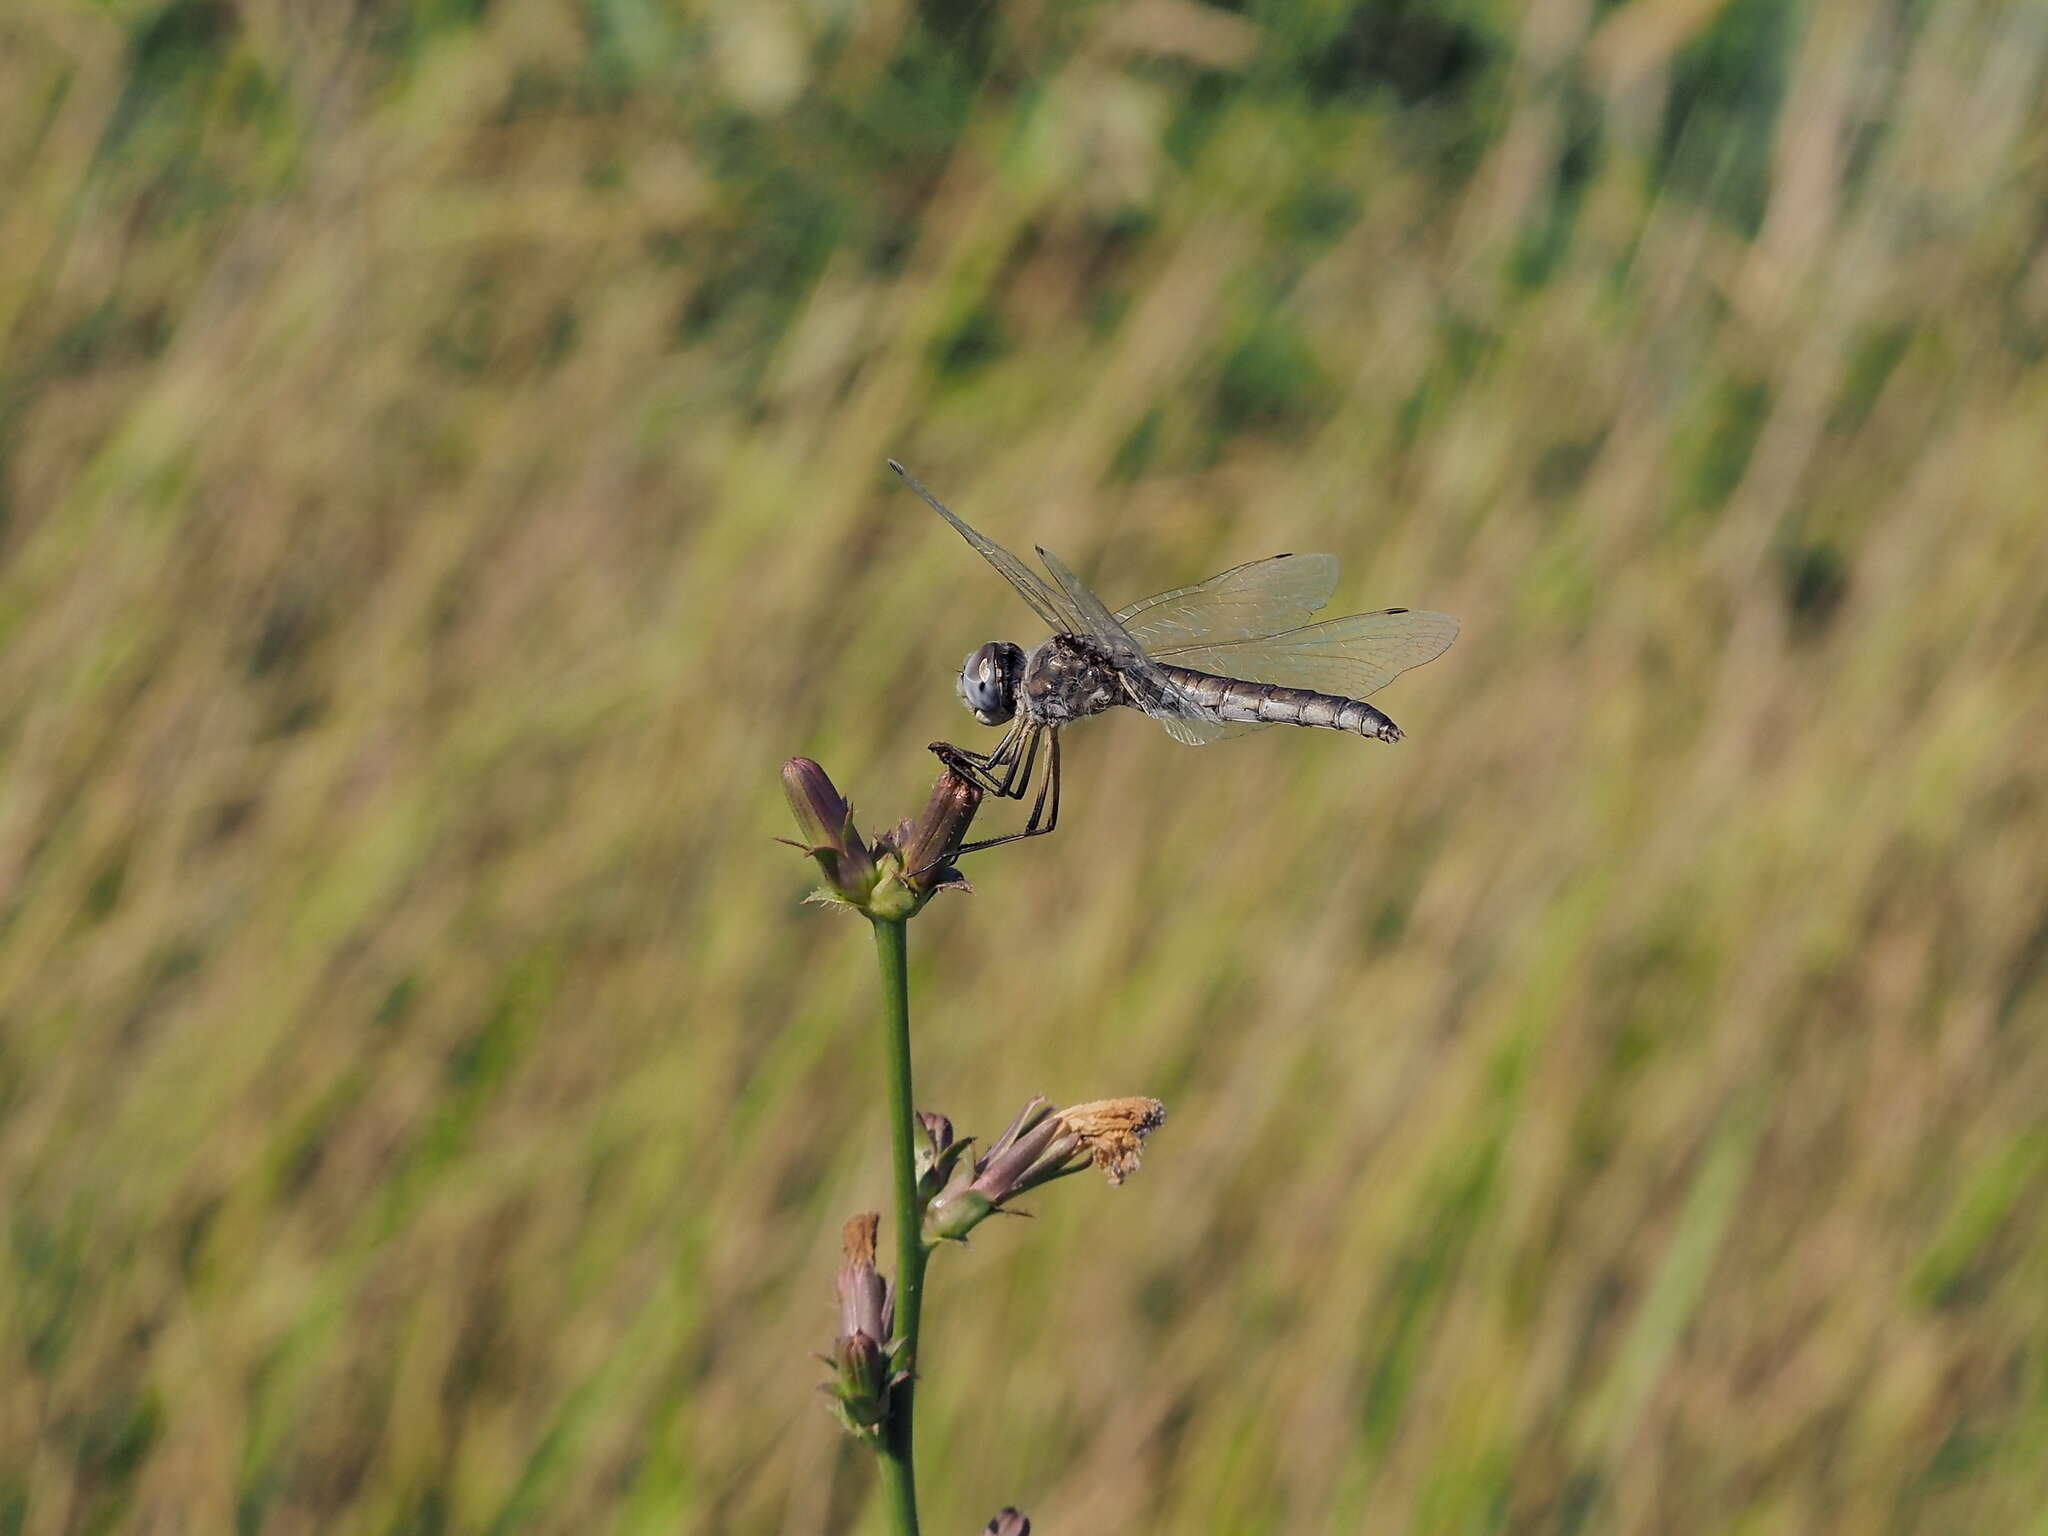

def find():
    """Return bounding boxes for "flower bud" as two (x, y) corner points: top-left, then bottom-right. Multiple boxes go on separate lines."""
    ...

(966, 1096), (1074, 1204)
(916, 1111), (972, 1201)
(867, 766), (982, 919)
(782, 759), (881, 905)
(922, 1097), (1061, 1242)
(924, 1188), (992, 1242)
(819, 1213), (909, 1441)
(781, 759), (981, 920)
(835, 1213), (891, 1343)
(893, 767), (983, 892)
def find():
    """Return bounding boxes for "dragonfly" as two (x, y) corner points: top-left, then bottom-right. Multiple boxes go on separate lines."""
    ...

(891, 460), (1458, 857)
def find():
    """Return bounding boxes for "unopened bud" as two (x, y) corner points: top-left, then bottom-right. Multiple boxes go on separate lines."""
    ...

(916, 1111), (972, 1200)
(834, 1213), (891, 1344)
(819, 1213), (909, 1441)
(868, 766), (983, 917)
(967, 1098), (1074, 1205)
(924, 1188), (993, 1242)
(781, 759), (881, 906)
(781, 758), (981, 919)
(894, 767), (982, 893)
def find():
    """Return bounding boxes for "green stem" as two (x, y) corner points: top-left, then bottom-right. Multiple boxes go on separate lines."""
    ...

(871, 916), (926, 1536)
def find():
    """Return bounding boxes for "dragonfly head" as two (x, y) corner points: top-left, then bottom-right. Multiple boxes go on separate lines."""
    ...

(957, 641), (1025, 727)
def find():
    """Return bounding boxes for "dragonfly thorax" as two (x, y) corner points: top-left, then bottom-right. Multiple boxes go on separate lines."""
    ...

(958, 641), (1027, 726)
(1022, 633), (1124, 726)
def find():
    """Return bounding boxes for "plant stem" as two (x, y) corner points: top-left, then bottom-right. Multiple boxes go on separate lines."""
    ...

(871, 916), (926, 1536)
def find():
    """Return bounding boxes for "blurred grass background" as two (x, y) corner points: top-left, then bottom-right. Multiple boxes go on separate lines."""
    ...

(3, 0), (2046, 1531)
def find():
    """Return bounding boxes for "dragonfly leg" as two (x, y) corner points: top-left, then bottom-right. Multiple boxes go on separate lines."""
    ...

(930, 723), (1034, 800)
(929, 741), (1002, 793)
(1035, 730), (1061, 835)
(1003, 722), (1042, 800)
(1014, 727), (1059, 835)
(950, 731), (1062, 858)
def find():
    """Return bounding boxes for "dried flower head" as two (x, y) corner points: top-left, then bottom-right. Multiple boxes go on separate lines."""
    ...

(819, 1213), (909, 1440)
(1057, 1097), (1168, 1186)
(924, 1094), (1167, 1242)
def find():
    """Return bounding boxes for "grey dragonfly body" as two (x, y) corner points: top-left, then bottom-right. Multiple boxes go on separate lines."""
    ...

(890, 460), (1458, 856)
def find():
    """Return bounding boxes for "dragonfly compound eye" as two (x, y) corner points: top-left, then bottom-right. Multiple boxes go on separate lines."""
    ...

(958, 641), (1025, 726)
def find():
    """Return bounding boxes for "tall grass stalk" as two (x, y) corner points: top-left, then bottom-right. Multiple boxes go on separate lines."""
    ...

(871, 915), (926, 1536)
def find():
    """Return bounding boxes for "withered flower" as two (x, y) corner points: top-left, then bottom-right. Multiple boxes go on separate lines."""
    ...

(982, 1510), (1031, 1535)
(781, 758), (981, 920)
(1058, 1097), (1169, 1186)
(925, 1095), (1167, 1243)
(818, 1213), (909, 1440)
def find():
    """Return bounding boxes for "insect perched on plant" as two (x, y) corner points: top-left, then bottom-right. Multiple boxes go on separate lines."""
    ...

(892, 461), (1458, 856)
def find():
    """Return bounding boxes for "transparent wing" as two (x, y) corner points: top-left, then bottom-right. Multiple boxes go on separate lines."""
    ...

(1150, 608), (1459, 700)
(890, 460), (1079, 634)
(1033, 544), (1234, 745)
(1116, 553), (1340, 650)
(1157, 711), (1243, 746)
(1033, 544), (1156, 667)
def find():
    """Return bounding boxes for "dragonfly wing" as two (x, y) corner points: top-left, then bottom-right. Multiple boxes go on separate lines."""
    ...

(1159, 710), (1251, 745)
(890, 460), (1079, 634)
(1150, 608), (1459, 699)
(1116, 553), (1340, 650)
(1162, 711), (1267, 743)
(1034, 544), (1227, 744)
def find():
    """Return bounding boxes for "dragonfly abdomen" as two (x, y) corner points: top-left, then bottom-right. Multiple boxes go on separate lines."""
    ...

(1159, 666), (1403, 743)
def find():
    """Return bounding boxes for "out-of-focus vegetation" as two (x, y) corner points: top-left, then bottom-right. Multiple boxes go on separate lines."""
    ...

(3, 0), (2045, 1530)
